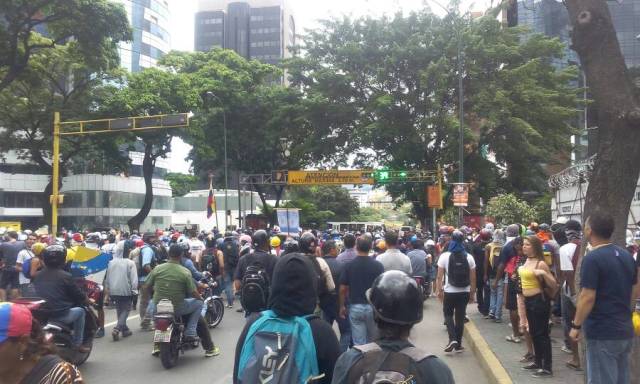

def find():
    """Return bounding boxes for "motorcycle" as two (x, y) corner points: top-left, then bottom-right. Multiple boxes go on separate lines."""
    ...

(412, 276), (432, 301)
(13, 297), (98, 366)
(153, 299), (200, 369)
(199, 272), (224, 328)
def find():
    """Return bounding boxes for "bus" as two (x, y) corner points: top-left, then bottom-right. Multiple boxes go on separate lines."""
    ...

(327, 221), (385, 233)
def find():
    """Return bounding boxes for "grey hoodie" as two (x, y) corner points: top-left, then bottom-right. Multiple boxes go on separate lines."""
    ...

(105, 240), (138, 296)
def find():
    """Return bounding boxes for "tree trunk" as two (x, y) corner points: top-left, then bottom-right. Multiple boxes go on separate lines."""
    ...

(564, 0), (640, 380)
(127, 143), (156, 232)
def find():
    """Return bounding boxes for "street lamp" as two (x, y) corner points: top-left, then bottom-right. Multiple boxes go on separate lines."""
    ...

(203, 91), (228, 230)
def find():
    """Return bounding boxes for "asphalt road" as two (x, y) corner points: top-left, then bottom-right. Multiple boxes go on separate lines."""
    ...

(82, 299), (489, 384)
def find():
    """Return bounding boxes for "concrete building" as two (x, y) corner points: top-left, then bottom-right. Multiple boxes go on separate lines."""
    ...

(194, 0), (296, 66)
(113, 0), (171, 72)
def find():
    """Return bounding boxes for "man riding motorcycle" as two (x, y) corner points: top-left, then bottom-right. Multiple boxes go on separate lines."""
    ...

(145, 244), (204, 347)
(32, 244), (92, 353)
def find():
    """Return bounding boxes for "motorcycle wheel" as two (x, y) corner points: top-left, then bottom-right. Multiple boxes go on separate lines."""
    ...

(159, 341), (179, 369)
(205, 299), (225, 328)
(73, 339), (93, 366)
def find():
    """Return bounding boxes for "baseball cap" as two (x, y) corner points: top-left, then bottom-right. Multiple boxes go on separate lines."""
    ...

(0, 303), (32, 343)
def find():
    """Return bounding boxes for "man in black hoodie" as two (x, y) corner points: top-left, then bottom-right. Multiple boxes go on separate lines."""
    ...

(233, 253), (341, 384)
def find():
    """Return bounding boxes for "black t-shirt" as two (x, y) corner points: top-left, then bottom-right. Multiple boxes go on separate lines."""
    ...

(233, 250), (277, 282)
(33, 268), (87, 316)
(233, 314), (340, 384)
(580, 244), (638, 339)
(340, 256), (384, 305)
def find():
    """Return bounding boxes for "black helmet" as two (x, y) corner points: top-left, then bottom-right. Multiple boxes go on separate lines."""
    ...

(42, 244), (67, 268)
(283, 239), (299, 254)
(451, 230), (465, 243)
(367, 270), (423, 325)
(298, 232), (317, 254)
(252, 230), (269, 248)
(169, 243), (183, 258)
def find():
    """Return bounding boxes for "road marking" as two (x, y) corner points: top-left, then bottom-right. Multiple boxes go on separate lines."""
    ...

(104, 314), (140, 328)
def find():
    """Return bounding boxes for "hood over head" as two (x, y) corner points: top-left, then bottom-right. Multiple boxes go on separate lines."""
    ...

(268, 253), (317, 317)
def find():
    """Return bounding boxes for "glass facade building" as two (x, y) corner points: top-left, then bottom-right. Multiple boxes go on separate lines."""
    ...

(113, 0), (171, 72)
(194, 0), (296, 67)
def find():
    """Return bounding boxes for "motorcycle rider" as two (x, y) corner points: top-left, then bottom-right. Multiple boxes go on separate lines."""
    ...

(145, 244), (204, 348)
(32, 244), (92, 353)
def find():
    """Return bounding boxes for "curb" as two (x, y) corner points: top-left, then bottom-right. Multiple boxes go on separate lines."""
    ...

(464, 320), (513, 384)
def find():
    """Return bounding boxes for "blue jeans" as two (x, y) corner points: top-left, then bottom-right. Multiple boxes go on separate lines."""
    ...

(52, 307), (85, 347)
(586, 338), (632, 384)
(111, 296), (132, 332)
(349, 304), (377, 346)
(149, 298), (204, 337)
(489, 277), (504, 320)
(224, 267), (236, 306)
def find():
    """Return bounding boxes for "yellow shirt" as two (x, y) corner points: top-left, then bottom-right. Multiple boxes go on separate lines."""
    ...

(518, 266), (540, 290)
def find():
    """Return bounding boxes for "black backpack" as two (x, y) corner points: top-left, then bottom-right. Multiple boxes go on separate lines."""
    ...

(222, 239), (240, 268)
(447, 251), (470, 287)
(202, 248), (220, 276)
(241, 262), (270, 313)
(346, 342), (433, 384)
(153, 244), (168, 265)
(138, 245), (157, 277)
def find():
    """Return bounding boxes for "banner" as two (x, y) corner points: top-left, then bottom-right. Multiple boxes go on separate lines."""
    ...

(427, 186), (443, 209)
(452, 183), (469, 207)
(0, 221), (21, 231)
(287, 170), (374, 185)
(276, 208), (300, 235)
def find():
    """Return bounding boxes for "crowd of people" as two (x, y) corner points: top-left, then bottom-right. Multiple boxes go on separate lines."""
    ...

(1, 210), (639, 383)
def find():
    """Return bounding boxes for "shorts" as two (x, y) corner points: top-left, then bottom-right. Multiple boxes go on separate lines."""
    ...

(0, 270), (20, 291)
(517, 294), (529, 332)
(505, 278), (518, 311)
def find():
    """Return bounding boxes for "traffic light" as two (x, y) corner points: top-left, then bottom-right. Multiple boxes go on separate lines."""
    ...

(398, 171), (407, 179)
(375, 170), (390, 183)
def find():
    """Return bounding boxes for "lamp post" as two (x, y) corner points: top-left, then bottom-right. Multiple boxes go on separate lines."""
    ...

(203, 91), (228, 230)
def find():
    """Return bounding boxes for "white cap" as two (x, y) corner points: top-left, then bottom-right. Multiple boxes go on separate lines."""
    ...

(555, 216), (569, 225)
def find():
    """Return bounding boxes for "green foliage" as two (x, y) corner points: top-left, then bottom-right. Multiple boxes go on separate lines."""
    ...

(532, 193), (553, 224)
(165, 173), (199, 197)
(286, 10), (579, 224)
(284, 186), (360, 228)
(0, 0), (131, 90)
(486, 193), (537, 226)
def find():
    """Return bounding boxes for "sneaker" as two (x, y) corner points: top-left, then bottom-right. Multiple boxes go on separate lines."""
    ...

(522, 363), (540, 371)
(561, 345), (573, 354)
(184, 335), (200, 343)
(236, 308), (244, 313)
(140, 323), (153, 332)
(444, 341), (459, 353)
(112, 328), (120, 342)
(519, 353), (535, 363)
(488, 314), (496, 320)
(506, 335), (522, 343)
(531, 369), (553, 378)
(454, 345), (465, 353)
(122, 330), (133, 338)
(95, 328), (105, 338)
(494, 318), (502, 323)
(483, 314), (491, 319)
(226, 305), (233, 309)
(151, 344), (160, 357)
(205, 346), (221, 357)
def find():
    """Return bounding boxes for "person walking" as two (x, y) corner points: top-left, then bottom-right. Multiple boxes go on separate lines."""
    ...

(520, 236), (558, 378)
(559, 219), (583, 371)
(436, 230), (476, 353)
(321, 240), (352, 352)
(570, 212), (639, 384)
(15, 233), (36, 297)
(376, 231), (412, 275)
(485, 229), (505, 322)
(339, 235), (384, 345)
(337, 233), (357, 264)
(104, 240), (138, 341)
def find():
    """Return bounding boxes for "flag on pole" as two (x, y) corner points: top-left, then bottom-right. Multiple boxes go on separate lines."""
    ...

(207, 181), (216, 218)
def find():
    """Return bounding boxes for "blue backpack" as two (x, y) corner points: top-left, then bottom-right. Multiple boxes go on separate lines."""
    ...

(22, 257), (33, 279)
(237, 310), (322, 384)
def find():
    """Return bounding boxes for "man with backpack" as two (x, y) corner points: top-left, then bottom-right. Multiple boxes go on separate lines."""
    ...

(139, 232), (159, 330)
(234, 252), (341, 384)
(332, 270), (454, 384)
(222, 232), (240, 309)
(300, 232), (336, 315)
(234, 230), (277, 315)
(15, 233), (36, 297)
(436, 230), (476, 353)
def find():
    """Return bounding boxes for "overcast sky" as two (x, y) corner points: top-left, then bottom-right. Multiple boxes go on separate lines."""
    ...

(165, 0), (491, 174)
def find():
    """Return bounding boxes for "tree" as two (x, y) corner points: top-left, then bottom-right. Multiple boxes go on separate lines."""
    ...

(286, 10), (579, 226)
(165, 173), (199, 197)
(0, 43), (128, 226)
(284, 185), (360, 228)
(0, 0), (131, 90)
(97, 68), (198, 231)
(485, 193), (537, 226)
(163, 50), (333, 222)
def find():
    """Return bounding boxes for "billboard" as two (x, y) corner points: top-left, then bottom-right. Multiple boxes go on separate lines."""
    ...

(452, 183), (469, 207)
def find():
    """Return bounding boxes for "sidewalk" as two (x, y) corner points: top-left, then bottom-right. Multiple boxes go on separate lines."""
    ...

(468, 307), (584, 383)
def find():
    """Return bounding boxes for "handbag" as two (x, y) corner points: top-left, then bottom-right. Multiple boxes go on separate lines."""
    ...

(536, 261), (559, 300)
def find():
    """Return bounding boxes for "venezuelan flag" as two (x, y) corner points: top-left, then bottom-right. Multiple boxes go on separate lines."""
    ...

(69, 246), (112, 278)
(207, 181), (216, 218)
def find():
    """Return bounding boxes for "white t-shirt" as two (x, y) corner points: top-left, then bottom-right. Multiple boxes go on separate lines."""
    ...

(188, 239), (206, 263)
(559, 242), (577, 296)
(16, 249), (34, 285)
(437, 251), (476, 293)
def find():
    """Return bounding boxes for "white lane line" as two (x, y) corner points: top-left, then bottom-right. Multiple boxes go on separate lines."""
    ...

(104, 314), (140, 328)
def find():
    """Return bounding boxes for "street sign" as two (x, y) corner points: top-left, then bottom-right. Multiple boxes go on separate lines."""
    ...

(287, 170), (374, 185)
(452, 183), (470, 207)
(427, 186), (443, 209)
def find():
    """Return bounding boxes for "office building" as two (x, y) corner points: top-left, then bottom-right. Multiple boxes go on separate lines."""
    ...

(194, 0), (296, 65)
(113, 0), (171, 72)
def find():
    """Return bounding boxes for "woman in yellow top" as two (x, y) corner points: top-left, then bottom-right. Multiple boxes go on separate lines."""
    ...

(519, 235), (558, 378)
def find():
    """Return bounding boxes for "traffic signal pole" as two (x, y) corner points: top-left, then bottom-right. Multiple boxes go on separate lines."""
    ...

(51, 112), (61, 237)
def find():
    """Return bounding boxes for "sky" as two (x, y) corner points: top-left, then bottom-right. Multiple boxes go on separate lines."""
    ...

(165, 0), (491, 174)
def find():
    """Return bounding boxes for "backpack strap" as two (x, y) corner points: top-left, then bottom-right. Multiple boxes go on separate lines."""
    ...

(398, 346), (435, 362)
